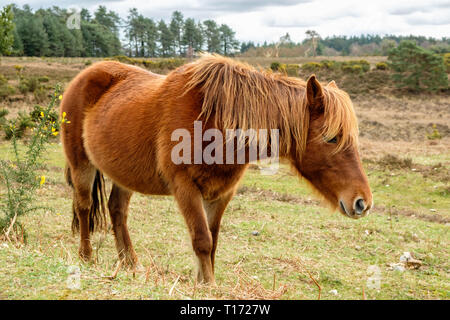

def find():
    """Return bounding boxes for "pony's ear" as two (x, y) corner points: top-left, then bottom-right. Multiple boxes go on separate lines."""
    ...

(306, 74), (323, 106)
(327, 80), (338, 88)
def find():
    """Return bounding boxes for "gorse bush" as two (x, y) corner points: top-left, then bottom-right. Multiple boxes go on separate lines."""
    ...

(270, 61), (281, 71)
(301, 62), (323, 72)
(3, 111), (33, 140)
(444, 53), (450, 73)
(284, 64), (299, 76)
(0, 108), (8, 127)
(0, 84), (62, 242)
(0, 74), (16, 99)
(376, 62), (389, 70)
(341, 60), (370, 73)
(18, 76), (40, 94)
(106, 56), (185, 71)
(1, 104), (60, 140)
(320, 60), (338, 70)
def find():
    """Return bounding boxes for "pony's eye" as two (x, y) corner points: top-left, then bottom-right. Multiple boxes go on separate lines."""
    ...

(326, 136), (338, 144)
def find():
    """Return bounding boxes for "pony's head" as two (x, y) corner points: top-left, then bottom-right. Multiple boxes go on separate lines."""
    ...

(291, 76), (373, 219)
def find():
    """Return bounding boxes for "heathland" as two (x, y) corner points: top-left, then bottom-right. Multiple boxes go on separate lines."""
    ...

(0, 56), (449, 299)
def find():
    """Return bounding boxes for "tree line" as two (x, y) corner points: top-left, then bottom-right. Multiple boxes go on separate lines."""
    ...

(0, 4), (239, 57)
(1, 4), (449, 58)
(240, 33), (450, 57)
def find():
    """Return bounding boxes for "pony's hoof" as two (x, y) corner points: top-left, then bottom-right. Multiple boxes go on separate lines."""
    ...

(78, 248), (92, 262)
(131, 263), (146, 273)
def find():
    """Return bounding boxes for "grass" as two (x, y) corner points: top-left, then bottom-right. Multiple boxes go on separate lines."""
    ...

(0, 142), (448, 300)
(0, 56), (448, 300)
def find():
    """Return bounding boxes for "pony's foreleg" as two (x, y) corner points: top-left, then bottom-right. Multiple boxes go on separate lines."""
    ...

(202, 190), (235, 273)
(172, 174), (215, 284)
(71, 165), (97, 261)
(108, 184), (140, 269)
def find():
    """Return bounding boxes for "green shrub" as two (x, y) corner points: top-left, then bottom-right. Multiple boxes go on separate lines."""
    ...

(0, 74), (7, 86)
(270, 62), (281, 71)
(0, 84), (16, 99)
(30, 104), (59, 131)
(0, 85), (62, 240)
(108, 55), (135, 64)
(107, 56), (185, 71)
(0, 108), (8, 127)
(444, 53), (450, 73)
(38, 76), (49, 83)
(376, 62), (389, 70)
(427, 124), (442, 140)
(0, 75), (16, 99)
(3, 112), (33, 140)
(285, 64), (299, 77)
(342, 60), (370, 73)
(320, 60), (339, 70)
(33, 87), (47, 103)
(85, 60), (92, 66)
(18, 76), (40, 94)
(301, 62), (323, 72)
(388, 41), (448, 92)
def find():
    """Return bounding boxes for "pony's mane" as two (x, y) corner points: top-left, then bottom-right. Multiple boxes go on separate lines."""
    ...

(182, 54), (358, 158)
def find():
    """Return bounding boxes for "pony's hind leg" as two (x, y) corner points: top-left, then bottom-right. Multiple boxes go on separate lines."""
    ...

(108, 184), (140, 269)
(69, 164), (97, 261)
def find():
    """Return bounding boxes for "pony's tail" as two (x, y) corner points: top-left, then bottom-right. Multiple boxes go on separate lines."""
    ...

(66, 165), (108, 234)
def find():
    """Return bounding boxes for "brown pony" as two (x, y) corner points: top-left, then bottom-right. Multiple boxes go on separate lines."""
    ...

(60, 54), (373, 284)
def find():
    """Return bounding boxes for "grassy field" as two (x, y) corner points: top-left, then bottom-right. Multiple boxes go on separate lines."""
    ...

(0, 57), (449, 300)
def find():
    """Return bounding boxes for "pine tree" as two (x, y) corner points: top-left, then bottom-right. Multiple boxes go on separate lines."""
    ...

(0, 4), (15, 56)
(388, 41), (448, 92)
(203, 20), (221, 53)
(158, 20), (174, 57)
(143, 18), (158, 57)
(219, 24), (239, 56)
(169, 11), (184, 55)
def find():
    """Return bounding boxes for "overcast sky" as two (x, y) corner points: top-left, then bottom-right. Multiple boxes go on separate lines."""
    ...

(10, 0), (450, 43)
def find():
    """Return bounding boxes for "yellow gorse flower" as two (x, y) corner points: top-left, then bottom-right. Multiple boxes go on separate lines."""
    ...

(61, 111), (71, 124)
(59, 95), (63, 100)
(39, 175), (45, 186)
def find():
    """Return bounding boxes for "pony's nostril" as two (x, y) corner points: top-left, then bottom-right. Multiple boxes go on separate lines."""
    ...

(355, 198), (366, 215)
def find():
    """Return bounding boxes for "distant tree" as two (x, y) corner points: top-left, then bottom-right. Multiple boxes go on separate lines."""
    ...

(380, 39), (397, 55)
(143, 18), (158, 57)
(388, 41), (448, 92)
(194, 22), (204, 51)
(94, 6), (120, 35)
(219, 24), (239, 55)
(125, 8), (140, 56)
(182, 18), (196, 52)
(240, 41), (255, 53)
(158, 20), (174, 57)
(305, 30), (320, 56)
(13, 5), (49, 56)
(169, 11), (184, 55)
(203, 20), (221, 53)
(279, 33), (293, 46)
(0, 4), (15, 55)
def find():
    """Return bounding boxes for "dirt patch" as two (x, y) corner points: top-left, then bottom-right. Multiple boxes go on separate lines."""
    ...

(363, 154), (450, 183)
(372, 205), (450, 224)
(237, 185), (319, 207)
(354, 95), (450, 142)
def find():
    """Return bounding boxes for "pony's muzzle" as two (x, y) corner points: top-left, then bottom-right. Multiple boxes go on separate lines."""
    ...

(339, 197), (372, 219)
